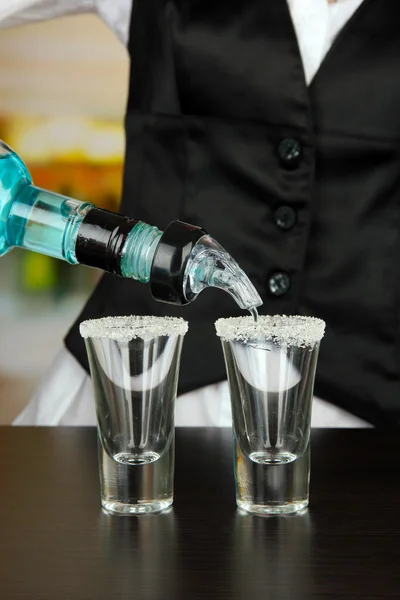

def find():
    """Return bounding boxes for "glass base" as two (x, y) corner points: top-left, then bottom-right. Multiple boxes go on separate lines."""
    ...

(98, 438), (175, 516)
(102, 497), (173, 516)
(237, 498), (309, 516)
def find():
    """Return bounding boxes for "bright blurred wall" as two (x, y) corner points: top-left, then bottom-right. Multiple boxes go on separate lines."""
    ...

(0, 14), (130, 422)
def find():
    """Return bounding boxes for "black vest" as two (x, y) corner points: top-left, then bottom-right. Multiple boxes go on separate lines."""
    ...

(66, 0), (400, 428)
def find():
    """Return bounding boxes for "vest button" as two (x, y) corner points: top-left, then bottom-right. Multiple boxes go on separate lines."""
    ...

(277, 138), (302, 169)
(274, 206), (297, 230)
(268, 272), (291, 296)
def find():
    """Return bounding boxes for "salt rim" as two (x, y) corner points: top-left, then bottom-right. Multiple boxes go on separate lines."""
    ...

(215, 315), (325, 347)
(79, 315), (188, 341)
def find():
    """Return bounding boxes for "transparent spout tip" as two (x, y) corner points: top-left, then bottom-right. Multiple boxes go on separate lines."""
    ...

(183, 235), (263, 311)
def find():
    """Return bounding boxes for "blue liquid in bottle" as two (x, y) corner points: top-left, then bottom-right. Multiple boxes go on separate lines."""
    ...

(0, 148), (93, 263)
(0, 144), (162, 280)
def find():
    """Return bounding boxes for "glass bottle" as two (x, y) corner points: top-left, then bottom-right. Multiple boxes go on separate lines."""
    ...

(0, 140), (262, 311)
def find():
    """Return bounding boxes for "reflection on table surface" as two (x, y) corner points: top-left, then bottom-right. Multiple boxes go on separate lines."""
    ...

(0, 427), (399, 600)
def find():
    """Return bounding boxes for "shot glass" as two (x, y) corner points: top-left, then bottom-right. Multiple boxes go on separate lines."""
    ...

(215, 315), (325, 515)
(80, 315), (188, 515)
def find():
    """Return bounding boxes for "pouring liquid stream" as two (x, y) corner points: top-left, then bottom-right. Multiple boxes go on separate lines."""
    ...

(249, 307), (259, 322)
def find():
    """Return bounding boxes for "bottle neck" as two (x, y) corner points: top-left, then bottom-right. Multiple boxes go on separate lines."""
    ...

(76, 209), (163, 282)
(75, 208), (138, 274)
(4, 181), (94, 262)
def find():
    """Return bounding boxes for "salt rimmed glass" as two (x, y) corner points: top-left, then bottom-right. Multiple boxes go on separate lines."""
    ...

(80, 315), (188, 515)
(215, 315), (325, 515)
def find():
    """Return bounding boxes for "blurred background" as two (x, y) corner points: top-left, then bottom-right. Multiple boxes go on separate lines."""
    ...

(0, 14), (129, 423)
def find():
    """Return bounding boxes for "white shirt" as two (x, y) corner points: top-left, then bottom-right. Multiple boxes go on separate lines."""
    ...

(1, 0), (370, 428)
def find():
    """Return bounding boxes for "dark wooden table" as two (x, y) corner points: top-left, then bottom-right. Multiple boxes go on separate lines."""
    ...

(0, 427), (399, 599)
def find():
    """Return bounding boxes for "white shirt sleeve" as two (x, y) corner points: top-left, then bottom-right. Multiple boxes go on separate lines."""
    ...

(94, 0), (133, 46)
(0, 0), (96, 29)
(13, 347), (97, 426)
(0, 0), (133, 47)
